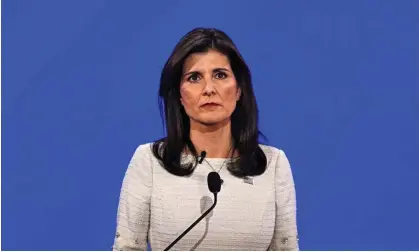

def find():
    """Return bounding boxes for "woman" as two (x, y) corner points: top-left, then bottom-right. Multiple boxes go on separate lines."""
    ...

(113, 28), (298, 251)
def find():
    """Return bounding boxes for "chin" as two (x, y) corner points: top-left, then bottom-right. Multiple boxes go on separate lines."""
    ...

(199, 120), (224, 126)
(197, 115), (230, 126)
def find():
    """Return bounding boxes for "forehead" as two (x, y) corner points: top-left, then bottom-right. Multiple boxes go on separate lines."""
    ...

(182, 50), (232, 72)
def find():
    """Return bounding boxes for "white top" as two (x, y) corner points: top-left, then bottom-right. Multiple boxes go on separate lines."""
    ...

(112, 143), (299, 251)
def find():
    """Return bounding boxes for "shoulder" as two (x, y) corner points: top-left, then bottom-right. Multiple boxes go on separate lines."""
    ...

(259, 145), (295, 191)
(259, 144), (289, 165)
(131, 142), (154, 157)
(125, 142), (155, 173)
(258, 144), (293, 178)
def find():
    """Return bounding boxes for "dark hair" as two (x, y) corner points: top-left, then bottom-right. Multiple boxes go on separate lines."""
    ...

(152, 27), (267, 178)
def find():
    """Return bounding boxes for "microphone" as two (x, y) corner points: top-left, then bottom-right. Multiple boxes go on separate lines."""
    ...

(164, 172), (222, 251)
(207, 171), (221, 193)
(198, 151), (206, 164)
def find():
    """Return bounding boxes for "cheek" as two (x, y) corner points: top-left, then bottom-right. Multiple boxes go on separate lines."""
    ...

(180, 87), (199, 108)
(223, 86), (240, 106)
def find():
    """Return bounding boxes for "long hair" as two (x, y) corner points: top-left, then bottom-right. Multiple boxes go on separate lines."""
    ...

(152, 27), (267, 178)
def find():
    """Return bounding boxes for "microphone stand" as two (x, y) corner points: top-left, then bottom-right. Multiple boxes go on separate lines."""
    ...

(164, 193), (218, 251)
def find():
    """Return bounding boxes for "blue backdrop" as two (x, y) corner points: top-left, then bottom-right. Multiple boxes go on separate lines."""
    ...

(2, 0), (419, 250)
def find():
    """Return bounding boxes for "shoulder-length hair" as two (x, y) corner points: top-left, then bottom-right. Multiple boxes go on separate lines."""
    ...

(152, 27), (267, 178)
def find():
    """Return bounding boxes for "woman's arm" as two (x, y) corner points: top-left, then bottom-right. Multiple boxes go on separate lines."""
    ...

(269, 149), (299, 251)
(113, 144), (152, 251)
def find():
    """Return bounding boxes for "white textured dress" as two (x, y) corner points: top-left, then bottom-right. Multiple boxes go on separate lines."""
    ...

(113, 143), (299, 251)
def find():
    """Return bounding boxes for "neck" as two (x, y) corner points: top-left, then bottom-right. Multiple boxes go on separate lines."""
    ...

(189, 119), (233, 158)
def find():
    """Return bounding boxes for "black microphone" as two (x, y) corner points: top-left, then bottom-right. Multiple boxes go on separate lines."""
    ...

(207, 171), (222, 193)
(164, 172), (222, 251)
(198, 151), (206, 164)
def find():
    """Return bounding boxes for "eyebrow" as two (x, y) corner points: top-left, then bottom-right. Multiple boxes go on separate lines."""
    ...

(183, 68), (231, 77)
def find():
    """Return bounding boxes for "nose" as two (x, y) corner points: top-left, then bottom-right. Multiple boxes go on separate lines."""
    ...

(202, 78), (216, 96)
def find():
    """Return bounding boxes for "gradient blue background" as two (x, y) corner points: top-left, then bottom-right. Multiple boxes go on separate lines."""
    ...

(2, 0), (419, 250)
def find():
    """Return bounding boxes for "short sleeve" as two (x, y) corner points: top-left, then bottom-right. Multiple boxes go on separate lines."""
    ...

(269, 149), (299, 251)
(112, 144), (153, 251)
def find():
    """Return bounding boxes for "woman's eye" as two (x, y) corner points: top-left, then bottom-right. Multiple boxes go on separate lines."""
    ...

(215, 72), (227, 79)
(188, 74), (201, 82)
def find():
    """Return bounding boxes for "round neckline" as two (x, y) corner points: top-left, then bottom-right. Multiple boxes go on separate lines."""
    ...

(182, 153), (238, 163)
(202, 157), (232, 162)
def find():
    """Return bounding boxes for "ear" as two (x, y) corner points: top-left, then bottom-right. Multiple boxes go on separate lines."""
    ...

(236, 88), (241, 101)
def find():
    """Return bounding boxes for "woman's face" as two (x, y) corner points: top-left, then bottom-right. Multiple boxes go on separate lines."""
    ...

(180, 50), (241, 126)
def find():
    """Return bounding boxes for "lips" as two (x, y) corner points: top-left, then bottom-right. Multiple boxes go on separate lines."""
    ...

(201, 102), (220, 106)
(200, 102), (221, 108)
